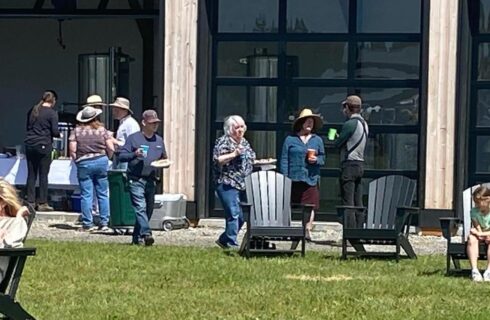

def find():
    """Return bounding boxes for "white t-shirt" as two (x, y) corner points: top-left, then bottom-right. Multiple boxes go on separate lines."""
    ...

(116, 115), (140, 146)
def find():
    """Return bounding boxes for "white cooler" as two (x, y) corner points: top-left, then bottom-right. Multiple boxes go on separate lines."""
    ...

(149, 194), (189, 231)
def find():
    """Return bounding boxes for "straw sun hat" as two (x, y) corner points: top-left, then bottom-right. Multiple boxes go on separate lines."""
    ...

(82, 95), (106, 108)
(292, 108), (323, 132)
(109, 97), (133, 114)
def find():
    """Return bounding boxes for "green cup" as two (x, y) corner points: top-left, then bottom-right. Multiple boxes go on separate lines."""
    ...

(327, 128), (337, 141)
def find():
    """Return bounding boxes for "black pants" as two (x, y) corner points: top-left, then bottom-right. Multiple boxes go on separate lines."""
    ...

(25, 144), (52, 204)
(340, 161), (364, 228)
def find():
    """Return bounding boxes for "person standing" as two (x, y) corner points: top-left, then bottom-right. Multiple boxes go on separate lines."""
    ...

(213, 115), (256, 249)
(69, 106), (114, 231)
(280, 108), (325, 241)
(24, 90), (60, 211)
(109, 97), (140, 170)
(335, 95), (369, 228)
(119, 109), (167, 246)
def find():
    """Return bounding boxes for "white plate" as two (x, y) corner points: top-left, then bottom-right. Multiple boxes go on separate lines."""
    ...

(253, 159), (277, 165)
(151, 159), (172, 168)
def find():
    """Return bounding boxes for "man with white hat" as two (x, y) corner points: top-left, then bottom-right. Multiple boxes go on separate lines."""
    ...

(109, 97), (140, 169)
(83, 95), (106, 108)
(335, 95), (369, 228)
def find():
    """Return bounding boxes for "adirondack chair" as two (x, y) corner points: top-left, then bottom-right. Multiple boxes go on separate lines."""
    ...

(0, 203), (37, 320)
(239, 171), (313, 258)
(440, 183), (490, 275)
(337, 175), (418, 261)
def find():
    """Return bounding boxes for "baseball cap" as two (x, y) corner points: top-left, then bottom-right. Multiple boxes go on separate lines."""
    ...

(142, 109), (161, 123)
(342, 95), (362, 107)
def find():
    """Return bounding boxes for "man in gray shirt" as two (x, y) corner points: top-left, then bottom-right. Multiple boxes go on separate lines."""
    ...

(335, 95), (369, 228)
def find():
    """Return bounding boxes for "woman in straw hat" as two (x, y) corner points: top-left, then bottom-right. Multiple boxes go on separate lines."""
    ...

(69, 106), (114, 232)
(280, 108), (325, 241)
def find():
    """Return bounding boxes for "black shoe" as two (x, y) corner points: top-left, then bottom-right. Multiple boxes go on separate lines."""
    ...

(143, 235), (154, 246)
(215, 239), (228, 249)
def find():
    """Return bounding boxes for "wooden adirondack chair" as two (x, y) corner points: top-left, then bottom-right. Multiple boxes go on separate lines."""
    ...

(239, 171), (313, 258)
(337, 175), (418, 261)
(440, 183), (490, 275)
(0, 203), (37, 320)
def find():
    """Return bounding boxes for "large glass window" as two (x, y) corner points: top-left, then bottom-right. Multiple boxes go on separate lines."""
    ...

(356, 0), (421, 33)
(218, 0), (279, 33)
(286, 0), (349, 33)
(211, 0), (425, 216)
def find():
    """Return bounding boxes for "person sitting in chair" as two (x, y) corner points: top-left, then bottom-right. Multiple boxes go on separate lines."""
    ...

(468, 186), (490, 282)
(0, 179), (29, 282)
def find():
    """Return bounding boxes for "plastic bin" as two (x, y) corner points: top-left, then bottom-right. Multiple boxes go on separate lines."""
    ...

(149, 194), (189, 231)
(108, 170), (136, 228)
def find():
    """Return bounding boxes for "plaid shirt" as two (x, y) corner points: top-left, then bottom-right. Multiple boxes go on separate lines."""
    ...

(212, 135), (256, 190)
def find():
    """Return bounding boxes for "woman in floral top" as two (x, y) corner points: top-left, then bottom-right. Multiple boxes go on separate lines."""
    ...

(213, 115), (256, 249)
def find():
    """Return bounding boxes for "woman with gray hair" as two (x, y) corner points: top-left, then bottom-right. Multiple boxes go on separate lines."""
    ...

(212, 115), (256, 249)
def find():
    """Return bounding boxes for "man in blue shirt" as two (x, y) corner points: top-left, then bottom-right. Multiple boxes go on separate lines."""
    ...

(119, 109), (167, 246)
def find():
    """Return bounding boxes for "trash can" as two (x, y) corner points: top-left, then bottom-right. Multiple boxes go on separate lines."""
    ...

(108, 170), (135, 228)
(149, 194), (189, 231)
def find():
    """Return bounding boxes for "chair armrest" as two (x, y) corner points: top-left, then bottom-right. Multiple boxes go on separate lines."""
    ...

(439, 217), (461, 240)
(0, 247), (36, 257)
(395, 207), (419, 234)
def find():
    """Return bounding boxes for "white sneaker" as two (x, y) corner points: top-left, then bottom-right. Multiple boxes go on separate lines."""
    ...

(483, 269), (490, 282)
(100, 226), (111, 232)
(472, 270), (483, 282)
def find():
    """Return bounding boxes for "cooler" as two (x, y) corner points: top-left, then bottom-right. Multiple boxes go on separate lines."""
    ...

(108, 170), (136, 228)
(149, 194), (189, 231)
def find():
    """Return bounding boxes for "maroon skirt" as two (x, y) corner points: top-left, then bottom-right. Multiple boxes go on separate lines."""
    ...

(291, 181), (320, 210)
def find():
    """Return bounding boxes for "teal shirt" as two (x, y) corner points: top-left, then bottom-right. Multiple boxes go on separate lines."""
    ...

(471, 207), (490, 231)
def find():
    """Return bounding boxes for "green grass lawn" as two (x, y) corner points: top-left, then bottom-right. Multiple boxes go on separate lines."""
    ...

(15, 240), (490, 319)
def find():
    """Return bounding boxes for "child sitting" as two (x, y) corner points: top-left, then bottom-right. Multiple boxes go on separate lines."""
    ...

(468, 186), (490, 281)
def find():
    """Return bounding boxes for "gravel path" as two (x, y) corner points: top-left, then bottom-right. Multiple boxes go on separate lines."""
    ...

(28, 219), (451, 256)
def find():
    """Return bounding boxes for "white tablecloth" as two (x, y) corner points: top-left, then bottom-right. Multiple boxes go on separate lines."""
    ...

(0, 158), (79, 187)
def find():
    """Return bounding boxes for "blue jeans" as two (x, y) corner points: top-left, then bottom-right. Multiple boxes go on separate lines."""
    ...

(76, 156), (110, 228)
(129, 177), (156, 244)
(216, 183), (245, 247)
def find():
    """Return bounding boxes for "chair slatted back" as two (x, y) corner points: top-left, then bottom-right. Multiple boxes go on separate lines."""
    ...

(462, 183), (490, 241)
(366, 175), (416, 229)
(245, 171), (292, 227)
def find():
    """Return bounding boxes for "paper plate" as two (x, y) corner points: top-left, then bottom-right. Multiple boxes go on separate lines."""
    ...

(253, 158), (277, 165)
(151, 159), (172, 168)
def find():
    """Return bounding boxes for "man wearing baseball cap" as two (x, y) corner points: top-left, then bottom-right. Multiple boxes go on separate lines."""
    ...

(118, 109), (168, 246)
(335, 95), (369, 228)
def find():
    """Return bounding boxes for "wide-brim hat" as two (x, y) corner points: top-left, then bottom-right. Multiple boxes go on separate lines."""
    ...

(293, 108), (323, 132)
(76, 106), (103, 123)
(109, 97), (133, 115)
(82, 95), (106, 108)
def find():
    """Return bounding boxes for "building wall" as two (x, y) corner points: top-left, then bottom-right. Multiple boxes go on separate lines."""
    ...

(0, 19), (143, 150)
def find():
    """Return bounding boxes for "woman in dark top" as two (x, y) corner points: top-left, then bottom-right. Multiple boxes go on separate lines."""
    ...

(24, 90), (60, 211)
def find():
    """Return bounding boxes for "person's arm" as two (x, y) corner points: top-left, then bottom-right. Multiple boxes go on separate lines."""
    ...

(68, 131), (77, 160)
(105, 138), (115, 159)
(49, 110), (60, 138)
(315, 136), (326, 166)
(213, 138), (240, 166)
(279, 138), (289, 175)
(161, 140), (168, 160)
(335, 119), (357, 148)
(119, 134), (143, 162)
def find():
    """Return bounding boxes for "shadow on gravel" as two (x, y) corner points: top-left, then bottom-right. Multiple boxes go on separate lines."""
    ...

(49, 223), (79, 231)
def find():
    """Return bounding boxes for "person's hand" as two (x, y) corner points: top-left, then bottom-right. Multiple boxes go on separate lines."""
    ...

(234, 146), (244, 157)
(135, 148), (144, 158)
(307, 155), (317, 164)
(16, 206), (29, 218)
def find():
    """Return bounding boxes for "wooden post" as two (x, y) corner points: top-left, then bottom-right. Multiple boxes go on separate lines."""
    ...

(163, 0), (198, 201)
